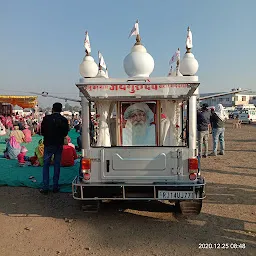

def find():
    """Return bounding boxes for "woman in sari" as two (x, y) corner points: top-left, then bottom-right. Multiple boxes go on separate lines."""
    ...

(6, 115), (14, 131)
(35, 139), (44, 166)
(4, 136), (21, 159)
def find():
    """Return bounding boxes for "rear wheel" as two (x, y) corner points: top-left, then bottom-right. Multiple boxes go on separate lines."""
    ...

(175, 200), (202, 216)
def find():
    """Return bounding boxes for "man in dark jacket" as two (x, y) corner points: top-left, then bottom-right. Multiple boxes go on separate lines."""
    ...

(40, 103), (69, 194)
(197, 103), (211, 157)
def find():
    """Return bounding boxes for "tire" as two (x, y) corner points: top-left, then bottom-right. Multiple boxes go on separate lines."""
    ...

(175, 200), (202, 216)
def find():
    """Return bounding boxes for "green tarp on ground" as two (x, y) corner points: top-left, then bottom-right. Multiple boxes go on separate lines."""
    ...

(0, 130), (80, 192)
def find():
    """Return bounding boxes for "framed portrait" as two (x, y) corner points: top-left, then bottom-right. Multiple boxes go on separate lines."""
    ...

(120, 101), (157, 146)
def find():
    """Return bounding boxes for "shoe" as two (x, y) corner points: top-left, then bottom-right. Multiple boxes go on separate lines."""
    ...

(209, 152), (217, 156)
(39, 189), (49, 195)
(202, 155), (208, 158)
(53, 188), (60, 193)
(219, 151), (225, 155)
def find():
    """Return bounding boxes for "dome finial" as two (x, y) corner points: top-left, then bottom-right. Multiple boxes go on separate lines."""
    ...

(179, 27), (198, 76)
(129, 20), (141, 45)
(84, 31), (91, 56)
(79, 31), (98, 78)
(186, 26), (193, 53)
(124, 20), (154, 77)
(135, 34), (141, 45)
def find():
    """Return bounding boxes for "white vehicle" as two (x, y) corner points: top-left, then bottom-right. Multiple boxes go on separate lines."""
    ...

(72, 25), (205, 215)
(238, 109), (256, 124)
(236, 104), (256, 111)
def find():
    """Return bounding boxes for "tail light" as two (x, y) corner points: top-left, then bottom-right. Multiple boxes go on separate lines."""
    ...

(248, 115), (250, 118)
(81, 158), (91, 180)
(189, 158), (198, 172)
(189, 173), (197, 180)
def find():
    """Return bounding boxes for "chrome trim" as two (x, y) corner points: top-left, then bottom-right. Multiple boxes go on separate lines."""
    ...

(72, 176), (206, 201)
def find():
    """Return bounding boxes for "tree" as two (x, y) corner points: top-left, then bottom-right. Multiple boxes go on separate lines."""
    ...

(72, 105), (81, 112)
(64, 103), (73, 112)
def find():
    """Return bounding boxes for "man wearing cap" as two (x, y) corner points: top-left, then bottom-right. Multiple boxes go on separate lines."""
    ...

(122, 102), (156, 146)
(40, 102), (69, 194)
(197, 103), (211, 158)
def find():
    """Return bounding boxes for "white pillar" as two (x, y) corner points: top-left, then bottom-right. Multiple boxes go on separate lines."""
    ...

(80, 94), (90, 157)
(188, 88), (199, 157)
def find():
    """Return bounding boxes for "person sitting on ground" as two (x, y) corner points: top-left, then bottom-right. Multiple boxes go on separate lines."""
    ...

(22, 124), (32, 143)
(6, 115), (14, 131)
(10, 125), (25, 143)
(4, 136), (21, 159)
(35, 139), (45, 166)
(17, 146), (28, 166)
(17, 118), (25, 131)
(66, 136), (75, 148)
(61, 137), (78, 167)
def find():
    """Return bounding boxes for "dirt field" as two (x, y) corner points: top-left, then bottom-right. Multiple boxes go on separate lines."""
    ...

(0, 121), (255, 256)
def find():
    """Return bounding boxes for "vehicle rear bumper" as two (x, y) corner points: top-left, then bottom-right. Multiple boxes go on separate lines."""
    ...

(72, 176), (206, 201)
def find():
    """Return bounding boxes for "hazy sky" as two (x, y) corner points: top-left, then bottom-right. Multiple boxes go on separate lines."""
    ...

(0, 0), (255, 107)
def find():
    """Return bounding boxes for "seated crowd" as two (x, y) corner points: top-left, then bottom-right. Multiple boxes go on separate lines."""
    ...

(0, 113), (80, 168)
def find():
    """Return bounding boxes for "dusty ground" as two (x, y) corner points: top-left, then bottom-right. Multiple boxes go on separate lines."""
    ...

(0, 121), (255, 256)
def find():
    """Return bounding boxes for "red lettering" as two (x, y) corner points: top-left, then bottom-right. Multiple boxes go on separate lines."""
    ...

(144, 84), (151, 90)
(119, 85), (126, 90)
(135, 85), (143, 90)
(129, 84), (136, 93)
(151, 84), (158, 90)
(110, 85), (118, 90)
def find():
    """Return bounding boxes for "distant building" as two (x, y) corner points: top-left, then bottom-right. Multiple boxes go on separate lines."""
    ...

(200, 91), (256, 107)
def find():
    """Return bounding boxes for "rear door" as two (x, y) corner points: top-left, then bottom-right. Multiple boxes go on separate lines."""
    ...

(100, 147), (188, 181)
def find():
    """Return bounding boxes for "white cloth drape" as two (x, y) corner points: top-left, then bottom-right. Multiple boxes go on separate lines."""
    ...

(95, 101), (112, 147)
(160, 100), (181, 146)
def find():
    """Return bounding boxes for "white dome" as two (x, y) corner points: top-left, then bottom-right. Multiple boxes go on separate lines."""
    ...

(180, 52), (199, 76)
(96, 69), (108, 78)
(79, 55), (98, 78)
(123, 44), (154, 77)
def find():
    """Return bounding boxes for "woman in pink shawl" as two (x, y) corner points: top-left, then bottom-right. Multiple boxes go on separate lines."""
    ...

(6, 115), (13, 130)
(4, 136), (21, 159)
(22, 124), (32, 143)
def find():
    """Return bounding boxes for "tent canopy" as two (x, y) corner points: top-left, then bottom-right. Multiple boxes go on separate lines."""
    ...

(0, 95), (38, 109)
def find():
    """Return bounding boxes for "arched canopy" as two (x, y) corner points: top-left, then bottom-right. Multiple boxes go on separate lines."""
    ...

(0, 95), (38, 109)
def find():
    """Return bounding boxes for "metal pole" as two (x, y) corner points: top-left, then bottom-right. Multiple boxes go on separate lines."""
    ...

(80, 94), (90, 157)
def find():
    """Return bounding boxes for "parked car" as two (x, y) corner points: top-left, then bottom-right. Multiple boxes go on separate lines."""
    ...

(238, 110), (256, 124)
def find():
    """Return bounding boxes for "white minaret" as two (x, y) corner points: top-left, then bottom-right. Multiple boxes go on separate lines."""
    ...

(79, 31), (98, 78)
(123, 20), (154, 78)
(180, 27), (199, 76)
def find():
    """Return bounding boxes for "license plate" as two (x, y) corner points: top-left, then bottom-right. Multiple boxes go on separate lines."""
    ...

(158, 191), (195, 199)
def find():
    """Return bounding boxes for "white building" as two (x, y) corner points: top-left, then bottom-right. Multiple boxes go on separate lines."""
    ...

(200, 91), (256, 107)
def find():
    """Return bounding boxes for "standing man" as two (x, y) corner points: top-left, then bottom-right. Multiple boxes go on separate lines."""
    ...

(197, 103), (211, 158)
(40, 103), (69, 194)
